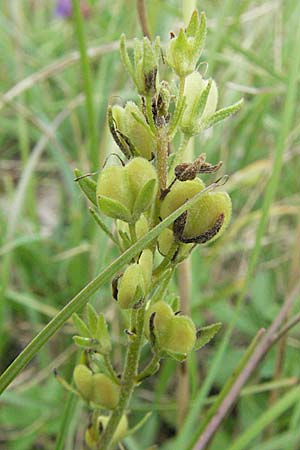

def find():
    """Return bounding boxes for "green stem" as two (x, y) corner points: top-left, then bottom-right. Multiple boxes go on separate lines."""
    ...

(99, 306), (145, 449)
(168, 133), (190, 181)
(104, 355), (120, 385)
(137, 353), (160, 381)
(73, 0), (98, 169)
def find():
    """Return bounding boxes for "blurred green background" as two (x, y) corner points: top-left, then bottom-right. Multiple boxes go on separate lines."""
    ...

(1, 0), (300, 449)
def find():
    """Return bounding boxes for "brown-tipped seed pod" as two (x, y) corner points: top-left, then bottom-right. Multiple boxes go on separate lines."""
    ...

(92, 373), (120, 409)
(73, 364), (93, 401)
(117, 263), (146, 309)
(161, 179), (231, 245)
(144, 300), (173, 340)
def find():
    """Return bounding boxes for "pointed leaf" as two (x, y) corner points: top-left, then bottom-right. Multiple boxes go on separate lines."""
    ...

(98, 195), (132, 222)
(72, 313), (91, 337)
(204, 99), (244, 129)
(133, 179), (157, 218)
(186, 10), (199, 37)
(89, 207), (121, 249)
(195, 322), (222, 351)
(74, 169), (97, 206)
(120, 34), (136, 83)
(86, 303), (98, 336)
(96, 314), (112, 354)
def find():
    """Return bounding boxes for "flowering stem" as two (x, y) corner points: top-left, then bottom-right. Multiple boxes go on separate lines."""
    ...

(169, 133), (190, 181)
(99, 306), (145, 449)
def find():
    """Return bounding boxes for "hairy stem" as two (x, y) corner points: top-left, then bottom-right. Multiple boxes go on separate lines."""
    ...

(99, 306), (145, 449)
(156, 125), (169, 192)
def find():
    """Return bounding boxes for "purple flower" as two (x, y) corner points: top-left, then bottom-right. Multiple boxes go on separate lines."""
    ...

(55, 0), (72, 18)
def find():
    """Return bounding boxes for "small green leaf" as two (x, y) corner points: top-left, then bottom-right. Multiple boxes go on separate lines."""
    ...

(74, 169), (97, 206)
(86, 303), (98, 336)
(89, 207), (121, 249)
(120, 34), (136, 84)
(204, 99), (244, 129)
(164, 350), (187, 362)
(98, 196), (132, 222)
(133, 178), (157, 218)
(72, 313), (91, 337)
(96, 314), (112, 354)
(195, 322), (222, 351)
(195, 79), (212, 117)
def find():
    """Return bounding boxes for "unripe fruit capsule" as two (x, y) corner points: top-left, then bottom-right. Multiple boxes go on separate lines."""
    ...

(92, 373), (120, 409)
(73, 364), (93, 401)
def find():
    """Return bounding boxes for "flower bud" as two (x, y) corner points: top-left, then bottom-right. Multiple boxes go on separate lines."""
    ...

(157, 228), (174, 256)
(98, 415), (128, 446)
(117, 263), (145, 309)
(92, 373), (120, 409)
(181, 72), (218, 136)
(73, 364), (93, 401)
(166, 11), (206, 77)
(121, 34), (160, 96)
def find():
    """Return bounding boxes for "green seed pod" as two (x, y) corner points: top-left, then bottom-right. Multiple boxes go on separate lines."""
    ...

(126, 157), (158, 218)
(166, 11), (206, 77)
(98, 415), (128, 446)
(117, 263), (145, 309)
(84, 424), (98, 449)
(97, 166), (132, 222)
(124, 102), (156, 160)
(92, 373), (120, 409)
(181, 72), (218, 136)
(162, 315), (196, 354)
(73, 364), (93, 401)
(157, 228), (174, 256)
(181, 191), (231, 243)
(160, 179), (205, 220)
(135, 215), (149, 240)
(139, 249), (153, 290)
(144, 300), (173, 340)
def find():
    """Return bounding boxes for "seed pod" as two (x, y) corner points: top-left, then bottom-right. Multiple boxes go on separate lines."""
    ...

(160, 179), (205, 220)
(92, 373), (120, 409)
(162, 315), (196, 354)
(125, 102), (156, 160)
(126, 157), (158, 219)
(144, 300), (173, 340)
(117, 263), (145, 309)
(157, 228), (174, 256)
(161, 179), (231, 245)
(139, 249), (153, 291)
(135, 215), (149, 240)
(97, 166), (132, 222)
(73, 364), (93, 401)
(97, 414), (128, 446)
